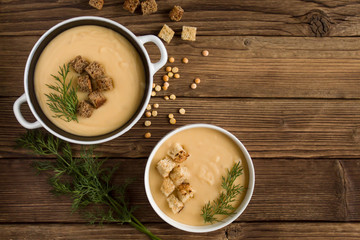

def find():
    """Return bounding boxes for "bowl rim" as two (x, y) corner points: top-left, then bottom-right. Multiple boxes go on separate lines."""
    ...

(23, 16), (154, 145)
(144, 123), (255, 233)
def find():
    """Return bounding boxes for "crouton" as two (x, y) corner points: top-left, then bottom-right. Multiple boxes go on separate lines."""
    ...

(77, 74), (92, 93)
(96, 76), (113, 91)
(166, 194), (184, 214)
(158, 24), (175, 44)
(88, 91), (106, 108)
(169, 166), (189, 186)
(176, 183), (194, 203)
(123, 0), (140, 13)
(168, 143), (189, 163)
(181, 26), (197, 41)
(89, 0), (104, 10)
(156, 156), (176, 178)
(141, 0), (157, 15)
(77, 101), (94, 118)
(70, 55), (89, 74)
(85, 61), (105, 79)
(161, 177), (175, 197)
(169, 6), (184, 22)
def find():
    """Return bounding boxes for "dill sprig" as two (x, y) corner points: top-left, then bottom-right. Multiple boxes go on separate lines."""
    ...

(201, 161), (244, 224)
(16, 130), (161, 240)
(45, 63), (78, 122)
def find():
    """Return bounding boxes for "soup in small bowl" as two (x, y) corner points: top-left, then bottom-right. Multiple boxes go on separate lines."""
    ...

(13, 16), (167, 144)
(144, 124), (255, 232)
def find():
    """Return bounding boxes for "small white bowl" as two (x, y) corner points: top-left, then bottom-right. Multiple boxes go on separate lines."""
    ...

(144, 124), (255, 233)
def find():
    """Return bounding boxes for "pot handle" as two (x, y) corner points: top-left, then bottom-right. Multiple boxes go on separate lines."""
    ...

(13, 94), (42, 129)
(137, 35), (168, 76)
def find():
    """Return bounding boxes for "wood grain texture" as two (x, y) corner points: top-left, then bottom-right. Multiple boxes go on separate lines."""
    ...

(2, 0), (360, 37)
(2, 97), (360, 159)
(1, 158), (359, 223)
(2, 35), (360, 98)
(1, 222), (360, 240)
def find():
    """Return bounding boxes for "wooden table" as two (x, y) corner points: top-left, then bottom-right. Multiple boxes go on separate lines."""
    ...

(1, 0), (360, 239)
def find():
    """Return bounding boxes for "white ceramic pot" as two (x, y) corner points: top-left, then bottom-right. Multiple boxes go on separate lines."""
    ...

(13, 16), (167, 145)
(144, 124), (255, 233)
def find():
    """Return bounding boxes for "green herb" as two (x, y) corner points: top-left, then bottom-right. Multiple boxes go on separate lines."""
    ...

(16, 130), (161, 240)
(201, 161), (244, 224)
(45, 63), (78, 122)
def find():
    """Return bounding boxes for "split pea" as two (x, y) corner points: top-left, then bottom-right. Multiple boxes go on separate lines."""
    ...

(167, 72), (174, 78)
(152, 110), (158, 117)
(152, 83), (155, 89)
(164, 96), (169, 100)
(153, 103), (159, 109)
(170, 94), (176, 100)
(179, 108), (186, 115)
(168, 113), (174, 119)
(144, 120), (151, 127)
(146, 104), (151, 110)
(166, 66), (172, 72)
(172, 67), (179, 73)
(202, 50), (209, 56)
(144, 132), (151, 138)
(191, 83), (197, 89)
(151, 91), (156, 96)
(169, 118), (176, 124)
(169, 57), (175, 63)
(194, 78), (201, 84)
(155, 85), (161, 92)
(174, 73), (180, 79)
(163, 75), (169, 82)
(145, 111), (151, 117)
(182, 58), (188, 64)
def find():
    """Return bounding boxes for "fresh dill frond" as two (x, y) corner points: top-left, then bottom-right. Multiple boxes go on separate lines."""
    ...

(45, 63), (78, 122)
(201, 161), (244, 224)
(16, 130), (161, 240)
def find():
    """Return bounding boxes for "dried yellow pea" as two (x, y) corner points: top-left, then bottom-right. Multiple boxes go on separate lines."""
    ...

(169, 57), (175, 63)
(179, 108), (186, 115)
(169, 118), (176, 124)
(144, 132), (151, 138)
(144, 120), (151, 127)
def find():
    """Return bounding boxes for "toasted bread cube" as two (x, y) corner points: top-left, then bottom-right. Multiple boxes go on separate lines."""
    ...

(169, 5), (184, 22)
(96, 76), (113, 91)
(77, 101), (94, 118)
(70, 55), (89, 74)
(176, 183), (194, 203)
(166, 194), (184, 214)
(123, 0), (140, 13)
(156, 156), (176, 178)
(161, 177), (175, 197)
(89, 0), (104, 10)
(88, 91), (106, 108)
(181, 26), (197, 41)
(85, 61), (105, 79)
(168, 143), (189, 163)
(77, 74), (92, 93)
(170, 166), (189, 186)
(158, 24), (175, 44)
(141, 0), (157, 15)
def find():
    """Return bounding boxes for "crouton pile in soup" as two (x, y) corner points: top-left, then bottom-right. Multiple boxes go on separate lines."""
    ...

(149, 127), (249, 226)
(34, 25), (145, 136)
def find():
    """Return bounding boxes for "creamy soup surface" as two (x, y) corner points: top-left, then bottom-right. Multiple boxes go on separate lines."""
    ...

(149, 127), (249, 226)
(35, 25), (145, 136)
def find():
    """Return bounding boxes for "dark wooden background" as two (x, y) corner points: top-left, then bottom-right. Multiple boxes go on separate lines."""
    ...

(1, 0), (360, 239)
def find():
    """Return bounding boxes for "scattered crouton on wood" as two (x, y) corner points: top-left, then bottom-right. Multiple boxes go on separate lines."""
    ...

(158, 24), (175, 44)
(89, 0), (104, 10)
(123, 0), (140, 13)
(141, 0), (157, 15)
(169, 6), (184, 22)
(181, 26), (197, 41)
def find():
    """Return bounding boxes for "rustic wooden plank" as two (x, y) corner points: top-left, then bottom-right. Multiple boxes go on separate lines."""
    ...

(2, 97), (360, 159)
(2, 35), (360, 98)
(1, 222), (360, 240)
(2, 0), (360, 37)
(0, 157), (359, 223)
